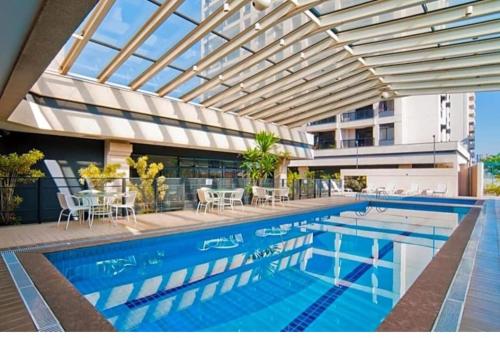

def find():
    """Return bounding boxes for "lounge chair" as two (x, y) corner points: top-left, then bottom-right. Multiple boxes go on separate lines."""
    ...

(331, 180), (352, 193)
(433, 183), (447, 196)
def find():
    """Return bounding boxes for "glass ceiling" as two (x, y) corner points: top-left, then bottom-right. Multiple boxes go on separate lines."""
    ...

(58, 0), (500, 126)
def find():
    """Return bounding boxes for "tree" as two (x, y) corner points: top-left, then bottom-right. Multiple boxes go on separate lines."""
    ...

(0, 149), (44, 225)
(78, 163), (124, 190)
(483, 153), (500, 178)
(241, 131), (280, 186)
(126, 156), (168, 213)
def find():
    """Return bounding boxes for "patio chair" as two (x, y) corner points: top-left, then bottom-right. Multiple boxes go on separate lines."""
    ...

(89, 195), (116, 227)
(251, 186), (259, 206)
(111, 191), (137, 223)
(56, 192), (91, 230)
(277, 187), (289, 204)
(256, 187), (273, 206)
(229, 188), (244, 208)
(196, 189), (213, 214)
(407, 183), (419, 195)
(433, 183), (447, 196)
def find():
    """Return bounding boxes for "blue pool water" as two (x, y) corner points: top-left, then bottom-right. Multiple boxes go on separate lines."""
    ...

(47, 201), (470, 331)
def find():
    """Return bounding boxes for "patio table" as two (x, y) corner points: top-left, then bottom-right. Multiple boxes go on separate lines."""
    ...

(209, 189), (237, 213)
(76, 190), (119, 225)
(264, 188), (282, 207)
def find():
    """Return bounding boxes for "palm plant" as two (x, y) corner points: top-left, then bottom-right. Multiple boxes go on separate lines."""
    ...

(241, 131), (280, 186)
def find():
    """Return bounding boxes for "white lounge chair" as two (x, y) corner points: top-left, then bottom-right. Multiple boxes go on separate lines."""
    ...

(278, 187), (289, 204)
(256, 187), (273, 206)
(56, 192), (91, 230)
(407, 183), (419, 195)
(433, 183), (447, 196)
(111, 191), (137, 223)
(331, 180), (352, 193)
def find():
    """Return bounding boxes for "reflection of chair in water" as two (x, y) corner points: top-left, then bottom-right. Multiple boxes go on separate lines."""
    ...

(355, 206), (372, 216)
(199, 234), (243, 251)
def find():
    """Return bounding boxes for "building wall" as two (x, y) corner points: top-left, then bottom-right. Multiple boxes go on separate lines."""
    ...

(399, 95), (441, 144)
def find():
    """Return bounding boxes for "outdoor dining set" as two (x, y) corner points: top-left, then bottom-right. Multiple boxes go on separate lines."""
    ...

(196, 186), (289, 214)
(56, 189), (137, 230)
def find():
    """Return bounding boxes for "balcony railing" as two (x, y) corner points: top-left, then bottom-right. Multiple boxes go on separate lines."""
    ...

(378, 110), (394, 118)
(310, 116), (337, 125)
(341, 109), (374, 122)
(313, 141), (336, 150)
(341, 138), (374, 148)
(379, 138), (395, 146)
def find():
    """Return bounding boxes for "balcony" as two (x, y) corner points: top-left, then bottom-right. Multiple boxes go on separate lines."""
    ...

(379, 138), (395, 146)
(313, 141), (336, 150)
(341, 138), (374, 148)
(378, 110), (395, 118)
(341, 109), (374, 122)
(310, 116), (336, 126)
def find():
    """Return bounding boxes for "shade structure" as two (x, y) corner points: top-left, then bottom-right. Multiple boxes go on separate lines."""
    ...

(58, 0), (500, 126)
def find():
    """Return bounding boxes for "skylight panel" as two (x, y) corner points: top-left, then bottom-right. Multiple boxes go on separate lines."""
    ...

(140, 67), (183, 92)
(92, 0), (156, 48)
(108, 55), (153, 86)
(69, 41), (118, 79)
(136, 14), (197, 60)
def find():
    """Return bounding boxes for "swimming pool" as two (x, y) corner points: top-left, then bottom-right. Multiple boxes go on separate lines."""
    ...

(46, 201), (470, 332)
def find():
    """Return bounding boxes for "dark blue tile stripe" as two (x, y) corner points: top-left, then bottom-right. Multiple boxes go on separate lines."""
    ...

(281, 231), (411, 332)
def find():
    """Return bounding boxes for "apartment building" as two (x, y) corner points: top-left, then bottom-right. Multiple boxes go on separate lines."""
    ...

(289, 93), (475, 175)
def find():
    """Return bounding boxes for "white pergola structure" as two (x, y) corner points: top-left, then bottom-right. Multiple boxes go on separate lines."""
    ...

(58, 0), (500, 127)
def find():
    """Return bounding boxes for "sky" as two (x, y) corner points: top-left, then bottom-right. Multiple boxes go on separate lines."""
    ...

(475, 91), (500, 157)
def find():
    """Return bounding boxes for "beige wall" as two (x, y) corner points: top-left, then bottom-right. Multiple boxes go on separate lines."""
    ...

(340, 168), (459, 196)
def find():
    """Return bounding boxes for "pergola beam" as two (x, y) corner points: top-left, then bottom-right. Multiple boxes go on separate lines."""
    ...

(395, 84), (500, 96)
(352, 18), (500, 56)
(184, 25), (328, 104)
(239, 63), (368, 116)
(129, 0), (249, 90)
(59, 0), (115, 74)
(266, 80), (382, 123)
(364, 37), (500, 67)
(155, 1), (320, 97)
(338, 0), (500, 43)
(97, 0), (184, 83)
(251, 71), (378, 120)
(374, 52), (500, 75)
(391, 75), (500, 90)
(287, 94), (383, 128)
(221, 49), (351, 112)
(383, 64), (500, 83)
(319, 0), (427, 29)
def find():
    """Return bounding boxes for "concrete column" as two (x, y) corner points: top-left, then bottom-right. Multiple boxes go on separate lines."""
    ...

(335, 118), (342, 149)
(104, 140), (133, 178)
(298, 166), (309, 178)
(274, 159), (289, 187)
(373, 109), (379, 146)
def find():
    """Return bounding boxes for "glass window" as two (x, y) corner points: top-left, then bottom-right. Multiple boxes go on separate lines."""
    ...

(70, 41), (118, 79)
(379, 123), (394, 145)
(108, 55), (153, 86)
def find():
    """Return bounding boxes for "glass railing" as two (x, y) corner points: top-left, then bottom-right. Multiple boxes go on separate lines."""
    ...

(378, 110), (394, 118)
(309, 116), (337, 125)
(379, 139), (394, 146)
(341, 138), (374, 148)
(341, 110), (374, 122)
(313, 141), (336, 150)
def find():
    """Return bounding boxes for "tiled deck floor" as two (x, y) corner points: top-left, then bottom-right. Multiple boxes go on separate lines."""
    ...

(460, 199), (500, 331)
(0, 197), (355, 251)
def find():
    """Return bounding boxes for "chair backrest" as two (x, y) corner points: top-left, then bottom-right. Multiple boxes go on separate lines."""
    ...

(280, 187), (289, 196)
(256, 187), (266, 198)
(436, 183), (447, 193)
(197, 189), (208, 203)
(233, 188), (244, 199)
(57, 192), (69, 210)
(125, 191), (137, 205)
(200, 187), (210, 191)
(252, 186), (259, 195)
(57, 192), (76, 210)
(410, 183), (419, 192)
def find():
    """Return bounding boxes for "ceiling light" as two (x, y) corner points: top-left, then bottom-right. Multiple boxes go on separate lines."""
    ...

(279, 39), (285, 46)
(72, 33), (84, 40)
(255, 23), (261, 31)
(223, 2), (230, 12)
(466, 5), (473, 16)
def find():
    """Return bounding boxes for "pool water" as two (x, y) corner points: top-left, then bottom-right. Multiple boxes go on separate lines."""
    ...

(47, 201), (470, 332)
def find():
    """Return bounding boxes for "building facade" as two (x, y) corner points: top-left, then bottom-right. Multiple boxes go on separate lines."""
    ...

(290, 93), (475, 175)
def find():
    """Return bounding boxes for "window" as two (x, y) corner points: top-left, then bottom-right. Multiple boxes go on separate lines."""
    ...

(313, 131), (335, 149)
(379, 123), (394, 145)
